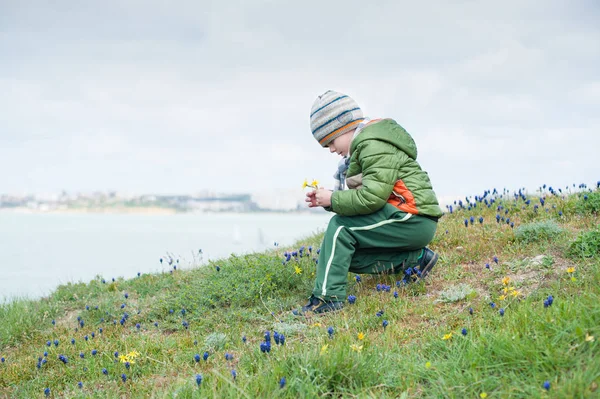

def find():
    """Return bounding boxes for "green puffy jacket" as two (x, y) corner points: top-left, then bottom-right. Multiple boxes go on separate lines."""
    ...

(331, 119), (443, 218)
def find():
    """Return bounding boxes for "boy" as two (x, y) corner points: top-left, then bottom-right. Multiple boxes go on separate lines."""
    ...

(300, 90), (443, 314)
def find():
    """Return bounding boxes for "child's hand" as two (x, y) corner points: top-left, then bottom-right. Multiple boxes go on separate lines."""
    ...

(314, 188), (332, 207)
(305, 190), (318, 208)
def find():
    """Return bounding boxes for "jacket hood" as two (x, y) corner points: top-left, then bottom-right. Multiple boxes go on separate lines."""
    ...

(351, 119), (417, 160)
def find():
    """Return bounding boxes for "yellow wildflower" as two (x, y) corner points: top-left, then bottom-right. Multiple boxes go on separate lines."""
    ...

(499, 295), (506, 301)
(508, 286), (515, 291)
(357, 332), (365, 340)
(480, 393), (488, 399)
(320, 344), (329, 356)
(571, 277), (577, 282)
(585, 333), (595, 342)
(503, 287), (508, 294)
(350, 344), (363, 353)
(313, 322), (322, 328)
(442, 332), (453, 340)
(118, 354), (128, 363)
(502, 276), (510, 286)
(425, 361), (431, 369)
(511, 290), (519, 297)
(567, 267), (575, 273)
(302, 179), (319, 190)
(294, 266), (302, 275)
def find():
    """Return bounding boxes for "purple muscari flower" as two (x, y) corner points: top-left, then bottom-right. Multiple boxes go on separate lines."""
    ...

(242, 335), (247, 343)
(260, 341), (271, 353)
(279, 377), (286, 388)
(71, 339), (75, 345)
(169, 309), (174, 314)
(136, 323), (141, 330)
(92, 349), (97, 356)
(558, 211), (563, 216)
(382, 320), (389, 329)
(203, 351), (209, 361)
(496, 214), (501, 223)
(194, 354), (200, 362)
(541, 380), (551, 392)
(274, 332), (280, 345)
(102, 279), (106, 284)
(1, 357), (4, 363)
(196, 374), (203, 386)
(493, 256), (499, 264)
(53, 339), (59, 347)
(44, 388), (50, 397)
(51, 319), (55, 325)
(265, 331), (271, 343)
(58, 354), (68, 364)
(225, 353), (233, 361)
(84, 335), (89, 341)
(464, 219), (469, 227)
(279, 334), (285, 345)
(499, 308), (505, 316)
(182, 320), (189, 329)
(80, 352), (85, 358)
(355, 275), (361, 283)
(137, 272), (141, 277)
(510, 222), (514, 228)
(485, 263), (490, 270)
(91, 332), (95, 338)
(78, 382), (83, 389)
(376, 310), (384, 317)
(469, 216), (474, 225)
(376, 284), (382, 292)
(121, 304), (126, 309)
(394, 291), (398, 298)
(86, 306), (90, 311)
(181, 309), (186, 316)
(462, 328), (467, 336)
(121, 373), (127, 382)
(46, 341), (51, 347)
(384, 284), (391, 292)
(102, 368), (108, 375)
(479, 217), (484, 224)
(77, 316), (81, 321)
(348, 295), (356, 304)
(114, 351), (119, 358)
(154, 322), (158, 327)
(231, 369), (237, 380)
(120, 318), (125, 325)
(327, 327), (334, 338)
(99, 328), (103, 334)
(469, 307), (474, 315)
(490, 302), (496, 309)
(124, 292), (129, 299)
(216, 266), (220, 272)
(43, 351), (48, 357)
(125, 361), (130, 369)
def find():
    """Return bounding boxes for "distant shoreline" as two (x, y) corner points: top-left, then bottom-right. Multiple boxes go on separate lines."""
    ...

(0, 206), (326, 215)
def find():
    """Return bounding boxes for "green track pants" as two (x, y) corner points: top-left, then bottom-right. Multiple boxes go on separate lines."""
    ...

(313, 204), (438, 301)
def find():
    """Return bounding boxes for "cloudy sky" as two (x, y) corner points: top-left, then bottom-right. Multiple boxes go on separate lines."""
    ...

(1, 0), (599, 201)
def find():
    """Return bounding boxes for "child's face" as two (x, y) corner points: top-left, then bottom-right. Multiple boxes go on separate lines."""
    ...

(327, 132), (353, 157)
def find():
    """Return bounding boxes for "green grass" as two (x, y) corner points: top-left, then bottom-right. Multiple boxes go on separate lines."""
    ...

(1, 188), (599, 398)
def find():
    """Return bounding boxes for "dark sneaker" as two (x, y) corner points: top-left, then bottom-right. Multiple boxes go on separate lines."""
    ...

(292, 296), (343, 315)
(416, 248), (439, 278)
(312, 300), (344, 314)
(292, 296), (321, 315)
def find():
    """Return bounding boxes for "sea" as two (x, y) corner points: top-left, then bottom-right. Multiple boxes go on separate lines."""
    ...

(0, 211), (332, 302)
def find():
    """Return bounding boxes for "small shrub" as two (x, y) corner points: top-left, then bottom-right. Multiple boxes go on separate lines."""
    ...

(576, 191), (600, 215)
(436, 284), (475, 303)
(567, 226), (600, 259)
(514, 221), (564, 244)
(205, 332), (227, 350)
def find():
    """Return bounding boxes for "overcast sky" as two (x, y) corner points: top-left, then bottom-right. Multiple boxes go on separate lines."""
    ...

(1, 0), (599, 201)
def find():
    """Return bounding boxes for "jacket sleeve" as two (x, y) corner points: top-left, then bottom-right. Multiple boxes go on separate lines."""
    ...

(330, 140), (404, 216)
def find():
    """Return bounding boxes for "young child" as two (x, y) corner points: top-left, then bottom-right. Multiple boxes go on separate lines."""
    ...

(299, 90), (443, 314)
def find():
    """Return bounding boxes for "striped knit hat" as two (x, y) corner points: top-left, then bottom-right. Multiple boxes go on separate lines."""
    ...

(310, 90), (364, 147)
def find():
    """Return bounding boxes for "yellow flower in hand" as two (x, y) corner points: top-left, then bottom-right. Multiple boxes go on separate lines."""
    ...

(302, 179), (308, 189)
(302, 178), (319, 190)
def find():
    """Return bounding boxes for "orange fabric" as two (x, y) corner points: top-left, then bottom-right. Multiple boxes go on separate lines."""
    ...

(387, 180), (419, 214)
(319, 119), (363, 145)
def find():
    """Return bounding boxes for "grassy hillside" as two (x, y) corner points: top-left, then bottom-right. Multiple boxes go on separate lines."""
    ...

(1, 184), (599, 398)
